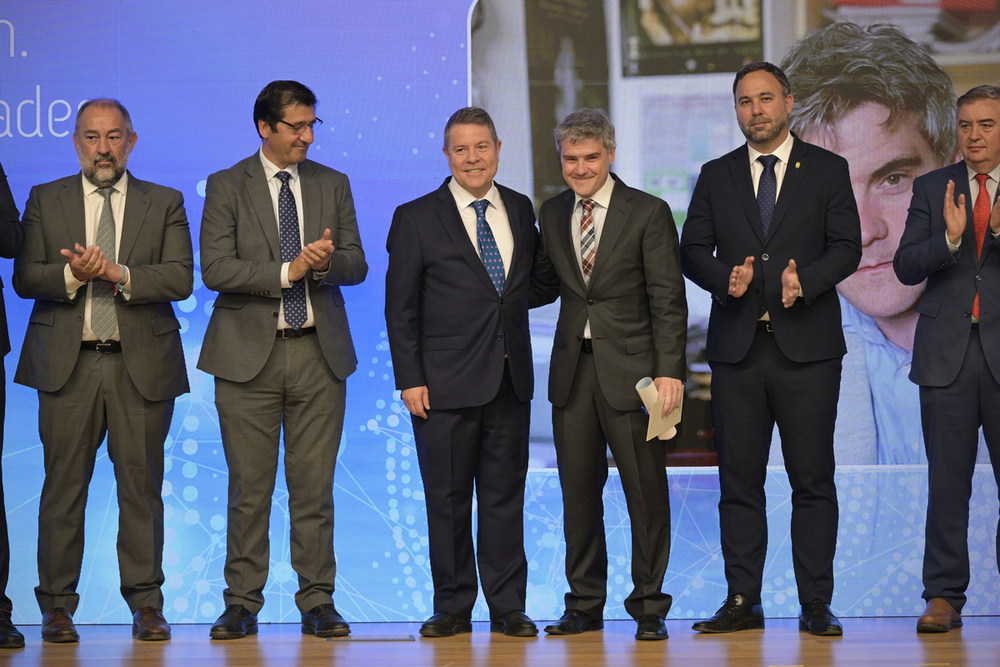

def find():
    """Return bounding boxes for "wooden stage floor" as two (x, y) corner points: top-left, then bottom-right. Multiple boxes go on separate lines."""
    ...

(1, 616), (997, 666)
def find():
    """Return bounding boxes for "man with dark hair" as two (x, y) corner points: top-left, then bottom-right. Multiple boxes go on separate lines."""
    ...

(894, 84), (1000, 634)
(385, 107), (539, 638)
(0, 162), (24, 649)
(680, 62), (861, 636)
(782, 22), (958, 464)
(531, 108), (686, 641)
(199, 80), (367, 640)
(14, 98), (193, 643)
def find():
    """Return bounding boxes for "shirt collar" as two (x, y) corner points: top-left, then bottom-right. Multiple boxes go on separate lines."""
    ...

(448, 177), (500, 211)
(747, 132), (795, 167)
(81, 170), (128, 197)
(573, 173), (616, 211)
(965, 160), (1000, 186)
(259, 147), (300, 183)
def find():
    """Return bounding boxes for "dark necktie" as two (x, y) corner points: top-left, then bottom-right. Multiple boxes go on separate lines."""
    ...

(973, 173), (990, 319)
(472, 199), (505, 294)
(580, 199), (596, 285)
(757, 154), (779, 237)
(276, 171), (307, 330)
(92, 186), (117, 342)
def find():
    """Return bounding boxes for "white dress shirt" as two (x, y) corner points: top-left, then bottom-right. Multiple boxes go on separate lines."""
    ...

(259, 149), (319, 329)
(447, 178), (514, 272)
(570, 174), (616, 339)
(66, 172), (133, 341)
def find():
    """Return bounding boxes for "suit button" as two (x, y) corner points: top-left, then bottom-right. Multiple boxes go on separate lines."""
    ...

(977, 275), (983, 281)
(587, 299), (595, 305)
(762, 253), (769, 261)
(499, 298), (505, 305)
(966, 310), (972, 317)
(496, 334), (503, 341)
(754, 288), (759, 294)
(77, 315), (84, 321)
(271, 311), (278, 318)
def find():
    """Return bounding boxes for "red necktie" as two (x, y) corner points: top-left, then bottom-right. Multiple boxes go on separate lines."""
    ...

(973, 173), (990, 320)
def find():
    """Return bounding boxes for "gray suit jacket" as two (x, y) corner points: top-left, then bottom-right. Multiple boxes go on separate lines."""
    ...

(197, 154), (367, 382)
(531, 174), (687, 412)
(13, 172), (193, 401)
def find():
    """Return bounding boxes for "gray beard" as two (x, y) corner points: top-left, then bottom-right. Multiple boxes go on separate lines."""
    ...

(78, 148), (130, 187)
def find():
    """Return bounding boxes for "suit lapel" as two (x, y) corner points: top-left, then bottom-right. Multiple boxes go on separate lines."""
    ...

(59, 176), (87, 249)
(243, 156), (282, 260)
(118, 173), (149, 263)
(767, 138), (808, 242)
(728, 146), (766, 245)
(552, 190), (587, 293)
(498, 184), (523, 281)
(298, 160), (321, 244)
(588, 175), (631, 288)
(435, 181), (496, 294)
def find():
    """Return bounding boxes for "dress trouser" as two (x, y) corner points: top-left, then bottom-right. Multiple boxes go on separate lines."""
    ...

(710, 328), (841, 605)
(216, 333), (345, 614)
(552, 349), (673, 621)
(35, 349), (172, 613)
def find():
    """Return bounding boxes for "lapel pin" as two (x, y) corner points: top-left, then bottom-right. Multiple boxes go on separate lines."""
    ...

(795, 161), (801, 169)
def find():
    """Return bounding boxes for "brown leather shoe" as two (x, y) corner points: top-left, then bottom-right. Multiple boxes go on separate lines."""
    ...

(917, 598), (962, 633)
(41, 607), (79, 643)
(132, 607), (171, 641)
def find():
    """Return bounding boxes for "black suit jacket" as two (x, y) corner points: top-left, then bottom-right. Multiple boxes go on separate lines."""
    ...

(679, 137), (862, 364)
(0, 163), (24, 358)
(385, 179), (537, 410)
(531, 174), (687, 412)
(894, 161), (1000, 387)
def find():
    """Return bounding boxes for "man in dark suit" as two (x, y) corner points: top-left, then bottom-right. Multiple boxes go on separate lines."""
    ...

(679, 62), (861, 636)
(385, 107), (539, 638)
(894, 85), (1000, 634)
(13, 99), (193, 643)
(199, 80), (367, 640)
(0, 162), (24, 649)
(531, 108), (687, 641)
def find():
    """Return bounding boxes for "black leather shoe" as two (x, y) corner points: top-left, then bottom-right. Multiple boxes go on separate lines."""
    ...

(419, 612), (472, 637)
(543, 609), (604, 635)
(799, 600), (842, 636)
(692, 594), (765, 633)
(635, 614), (668, 640)
(490, 610), (538, 637)
(302, 604), (350, 637)
(0, 613), (24, 649)
(209, 605), (258, 640)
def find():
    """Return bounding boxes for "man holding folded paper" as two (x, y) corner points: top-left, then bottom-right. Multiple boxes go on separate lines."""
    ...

(531, 108), (687, 641)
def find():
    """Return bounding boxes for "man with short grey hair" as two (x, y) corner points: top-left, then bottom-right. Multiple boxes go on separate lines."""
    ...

(532, 108), (687, 641)
(14, 98), (193, 643)
(894, 84), (1000, 634)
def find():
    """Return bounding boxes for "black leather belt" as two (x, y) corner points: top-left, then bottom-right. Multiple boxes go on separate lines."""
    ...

(580, 338), (593, 353)
(756, 320), (774, 333)
(277, 326), (316, 339)
(81, 340), (121, 353)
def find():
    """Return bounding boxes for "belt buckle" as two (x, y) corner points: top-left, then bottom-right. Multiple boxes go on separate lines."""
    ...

(95, 341), (115, 353)
(765, 321), (774, 333)
(279, 328), (300, 339)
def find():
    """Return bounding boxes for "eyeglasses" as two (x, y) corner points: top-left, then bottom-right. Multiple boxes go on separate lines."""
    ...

(277, 118), (323, 134)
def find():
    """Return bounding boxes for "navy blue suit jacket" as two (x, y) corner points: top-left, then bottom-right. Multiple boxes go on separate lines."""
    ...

(385, 179), (537, 410)
(894, 161), (1000, 387)
(680, 137), (861, 364)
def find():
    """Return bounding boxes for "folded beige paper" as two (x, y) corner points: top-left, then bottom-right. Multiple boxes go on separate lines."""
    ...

(635, 377), (683, 441)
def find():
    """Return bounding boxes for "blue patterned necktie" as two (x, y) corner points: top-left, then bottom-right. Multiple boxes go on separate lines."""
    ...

(92, 186), (117, 342)
(757, 154), (778, 237)
(472, 199), (505, 294)
(276, 171), (307, 330)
